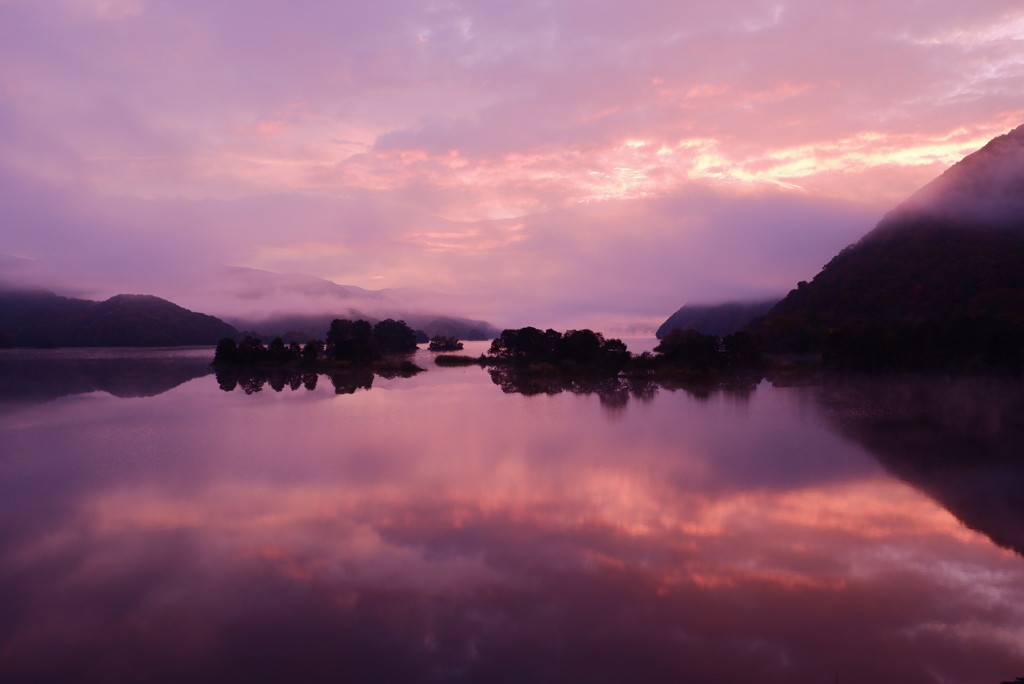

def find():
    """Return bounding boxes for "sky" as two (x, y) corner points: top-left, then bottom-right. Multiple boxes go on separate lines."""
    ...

(1, 0), (1023, 332)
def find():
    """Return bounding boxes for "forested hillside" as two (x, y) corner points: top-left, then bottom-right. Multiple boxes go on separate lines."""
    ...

(0, 291), (238, 347)
(751, 125), (1024, 370)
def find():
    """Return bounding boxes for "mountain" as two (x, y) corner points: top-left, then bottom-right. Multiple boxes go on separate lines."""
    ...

(656, 299), (778, 338)
(174, 267), (501, 341)
(754, 124), (1024, 369)
(226, 311), (500, 343)
(0, 290), (238, 347)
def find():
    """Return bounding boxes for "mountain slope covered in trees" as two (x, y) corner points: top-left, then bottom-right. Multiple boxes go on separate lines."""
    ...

(656, 300), (777, 338)
(0, 290), (239, 347)
(753, 124), (1024, 370)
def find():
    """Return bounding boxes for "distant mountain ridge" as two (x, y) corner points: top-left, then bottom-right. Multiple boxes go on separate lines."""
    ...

(754, 124), (1024, 369)
(227, 312), (500, 342)
(656, 300), (777, 338)
(0, 286), (501, 349)
(183, 267), (501, 340)
(0, 290), (239, 347)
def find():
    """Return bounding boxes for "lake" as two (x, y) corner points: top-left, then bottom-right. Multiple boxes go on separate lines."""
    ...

(1, 344), (1022, 683)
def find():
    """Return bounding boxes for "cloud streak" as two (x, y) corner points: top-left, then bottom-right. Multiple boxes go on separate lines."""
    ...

(1, 0), (1022, 328)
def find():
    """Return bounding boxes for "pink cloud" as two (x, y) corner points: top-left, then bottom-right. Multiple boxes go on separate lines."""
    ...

(2, 0), (1023, 328)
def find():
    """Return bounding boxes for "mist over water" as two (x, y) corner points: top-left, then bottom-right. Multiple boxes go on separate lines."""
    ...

(0, 349), (1022, 684)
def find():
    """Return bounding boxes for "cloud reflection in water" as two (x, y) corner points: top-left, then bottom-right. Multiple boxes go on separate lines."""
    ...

(0, 362), (1022, 683)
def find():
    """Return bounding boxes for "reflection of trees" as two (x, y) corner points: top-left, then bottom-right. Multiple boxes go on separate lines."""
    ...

(487, 367), (763, 408)
(328, 368), (373, 395)
(656, 371), (762, 401)
(215, 367), (371, 395)
(812, 373), (1024, 556)
(214, 357), (422, 396)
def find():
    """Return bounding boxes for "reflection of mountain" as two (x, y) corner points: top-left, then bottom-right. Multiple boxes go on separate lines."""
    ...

(813, 374), (1024, 556)
(1, 359), (1018, 683)
(0, 353), (214, 405)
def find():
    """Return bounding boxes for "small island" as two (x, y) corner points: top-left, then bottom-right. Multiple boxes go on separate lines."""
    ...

(212, 318), (424, 394)
(428, 335), (464, 351)
(434, 325), (762, 378)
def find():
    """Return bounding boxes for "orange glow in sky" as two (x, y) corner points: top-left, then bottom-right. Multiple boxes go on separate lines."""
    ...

(3, 0), (1024, 329)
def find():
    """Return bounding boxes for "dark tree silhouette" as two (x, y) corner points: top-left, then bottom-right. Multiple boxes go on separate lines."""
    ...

(488, 327), (562, 364)
(653, 329), (721, 371)
(326, 319), (373, 362)
(301, 339), (322, 365)
(214, 337), (239, 364)
(487, 327), (630, 372)
(372, 318), (418, 354)
(428, 335), (463, 351)
(226, 336), (268, 365)
(652, 328), (761, 371)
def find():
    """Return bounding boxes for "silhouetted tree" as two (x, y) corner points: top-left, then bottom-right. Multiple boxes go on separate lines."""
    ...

(214, 337), (239, 364)
(721, 331), (761, 368)
(326, 319), (373, 362)
(237, 336), (268, 365)
(428, 335), (463, 351)
(561, 329), (604, 366)
(489, 327), (562, 364)
(598, 337), (631, 371)
(654, 329), (721, 371)
(268, 337), (292, 364)
(301, 339), (322, 365)
(373, 318), (418, 354)
(487, 327), (630, 372)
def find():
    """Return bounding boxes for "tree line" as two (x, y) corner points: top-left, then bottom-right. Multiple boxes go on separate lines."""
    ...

(213, 318), (420, 367)
(213, 317), (766, 380)
(449, 326), (763, 376)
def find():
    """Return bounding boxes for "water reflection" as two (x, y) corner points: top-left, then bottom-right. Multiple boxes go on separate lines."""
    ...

(0, 347), (213, 407)
(813, 373), (1024, 557)
(485, 366), (763, 410)
(214, 361), (424, 395)
(0, 355), (1022, 683)
(214, 366), (353, 394)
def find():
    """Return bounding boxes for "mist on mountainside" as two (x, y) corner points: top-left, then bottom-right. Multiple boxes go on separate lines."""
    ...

(887, 124), (1024, 229)
(0, 165), (878, 335)
(754, 124), (1024, 370)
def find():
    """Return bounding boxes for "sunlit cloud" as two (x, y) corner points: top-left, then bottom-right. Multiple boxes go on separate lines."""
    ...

(906, 9), (1024, 47)
(2, 0), (1024, 323)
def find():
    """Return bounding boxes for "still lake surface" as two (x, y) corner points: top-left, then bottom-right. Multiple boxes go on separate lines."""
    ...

(1, 343), (1023, 683)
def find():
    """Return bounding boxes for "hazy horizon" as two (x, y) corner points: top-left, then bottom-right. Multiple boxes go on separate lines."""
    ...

(2, 0), (1022, 333)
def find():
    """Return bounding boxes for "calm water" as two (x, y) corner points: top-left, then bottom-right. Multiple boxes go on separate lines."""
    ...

(1, 345), (1023, 683)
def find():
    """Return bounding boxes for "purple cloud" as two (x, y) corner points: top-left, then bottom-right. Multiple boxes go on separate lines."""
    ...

(1, 0), (1022, 329)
